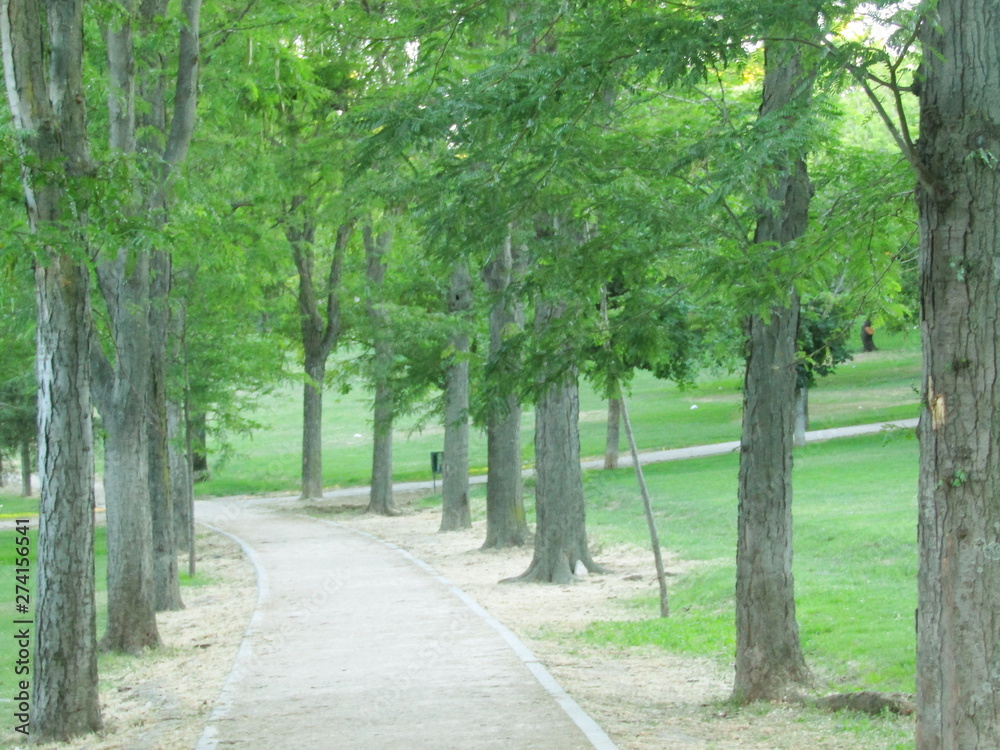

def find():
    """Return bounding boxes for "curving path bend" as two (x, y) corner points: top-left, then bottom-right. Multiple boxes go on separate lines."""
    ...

(194, 498), (618, 750)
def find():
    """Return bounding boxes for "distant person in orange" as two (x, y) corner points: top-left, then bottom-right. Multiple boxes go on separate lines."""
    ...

(861, 319), (877, 352)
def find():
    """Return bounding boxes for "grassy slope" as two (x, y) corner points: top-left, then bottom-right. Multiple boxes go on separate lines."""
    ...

(198, 330), (921, 497)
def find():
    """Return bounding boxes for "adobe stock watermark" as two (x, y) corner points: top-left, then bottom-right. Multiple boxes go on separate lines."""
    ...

(11, 518), (32, 737)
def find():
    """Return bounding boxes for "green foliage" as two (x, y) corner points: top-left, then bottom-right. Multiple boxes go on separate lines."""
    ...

(0, 262), (36, 457)
(797, 297), (855, 389)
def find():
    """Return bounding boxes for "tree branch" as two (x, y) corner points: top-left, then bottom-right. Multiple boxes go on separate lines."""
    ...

(164, 0), (201, 169)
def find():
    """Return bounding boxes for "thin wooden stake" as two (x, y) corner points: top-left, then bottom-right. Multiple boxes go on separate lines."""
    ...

(619, 392), (669, 618)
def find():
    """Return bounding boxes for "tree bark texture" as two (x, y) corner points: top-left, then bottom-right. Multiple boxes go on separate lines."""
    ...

(149, 251), (182, 612)
(512, 299), (602, 583)
(733, 37), (814, 703)
(440, 264), (473, 531)
(167, 297), (193, 555)
(481, 236), (528, 548)
(167, 397), (192, 553)
(605, 396), (622, 470)
(301, 353), (326, 500)
(915, 1), (1000, 746)
(1, 0), (103, 737)
(289, 214), (351, 500)
(98, 400), (161, 653)
(33, 259), (104, 739)
(289, 206), (322, 500)
(92, 243), (162, 652)
(364, 223), (396, 515)
(735, 301), (809, 702)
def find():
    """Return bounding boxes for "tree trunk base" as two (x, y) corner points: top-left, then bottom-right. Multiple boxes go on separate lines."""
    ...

(502, 551), (609, 584)
(99, 626), (161, 656)
(480, 529), (530, 550)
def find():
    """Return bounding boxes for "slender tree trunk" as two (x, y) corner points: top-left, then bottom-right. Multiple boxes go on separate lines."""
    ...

(440, 264), (472, 532)
(735, 300), (810, 702)
(168, 297), (193, 554)
(483, 396), (526, 547)
(733, 36), (814, 703)
(19, 441), (31, 496)
(510, 299), (603, 583)
(1, 0), (103, 736)
(99, 413), (161, 653)
(482, 235), (527, 548)
(150, 251), (182, 612)
(292, 218), (349, 501)
(605, 397), (622, 469)
(301, 354), (326, 500)
(915, 1), (1000, 745)
(92, 253), (161, 653)
(167, 397), (192, 553)
(369, 374), (395, 515)
(96, 0), (200, 629)
(364, 222), (396, 515)
(793, 386), (808, 447)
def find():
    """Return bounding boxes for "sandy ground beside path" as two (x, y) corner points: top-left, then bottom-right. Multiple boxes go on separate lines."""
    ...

(1, 531), (256, 750)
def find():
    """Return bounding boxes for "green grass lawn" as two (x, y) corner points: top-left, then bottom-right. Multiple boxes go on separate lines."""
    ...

(580, 429), (918, 695)
(197, 330), (921, 497)
(0, 496), (37, 521)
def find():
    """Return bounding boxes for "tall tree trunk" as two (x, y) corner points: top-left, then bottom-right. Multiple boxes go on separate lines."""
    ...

(168, 297), (193, 555)
(735, 299), (810, 702)
(605, 396), (622, 469)
(509, 299), (603, 583)
(2, 0), (103, 735)
(440, 264), (473, 532)
(481, 235), (527, 548)
(150, 251), (182, 612)
(19, 441), (31, 496)
(167, 397), (192, 553)
(915, 1), (1000, 746)
(364, 222), (396, 515)
(793, 386), (808, 447)
(32, 258), (104, 739)
(92, 248), (161, 653)
(291, 217), (350, 501)
(97, 0), (200, 629)
(733, 36), (814, 703)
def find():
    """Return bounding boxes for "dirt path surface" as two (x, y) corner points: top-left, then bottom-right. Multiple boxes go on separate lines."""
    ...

(194, 498), (616, 750)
